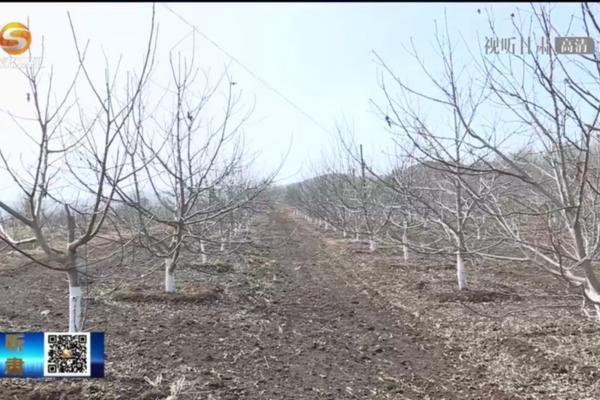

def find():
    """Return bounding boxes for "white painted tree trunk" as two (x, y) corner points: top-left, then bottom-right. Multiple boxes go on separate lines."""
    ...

(402, 224), (409, 264)
(200, 240), (207, 264)
(456, 250), (467, 290)
(165, 259), (176, 293)
(369, 237), (376, 252)
(581, 264), (600, 322)
(354, 232), (359, 242)
(68, 285), (83, 332)
(68, 258), (84, 332)
(342, 230), (347, 238)
(220, 239), (226, 252)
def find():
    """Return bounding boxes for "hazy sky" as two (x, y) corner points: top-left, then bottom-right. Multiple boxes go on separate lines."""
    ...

(0, 2), (586, 201)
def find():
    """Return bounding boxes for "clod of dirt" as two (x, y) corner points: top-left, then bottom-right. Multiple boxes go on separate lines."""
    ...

(139, 389), (168, 400)
(186, 262), (233, 273)
(29, 387), (82, 400)
(414, 280), (427, 290)
(112, 284), (221, 304)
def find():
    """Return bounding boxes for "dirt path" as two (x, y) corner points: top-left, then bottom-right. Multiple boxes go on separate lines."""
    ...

(248, 207), (454, 399)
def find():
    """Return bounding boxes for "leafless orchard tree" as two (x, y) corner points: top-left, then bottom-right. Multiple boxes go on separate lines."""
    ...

(287, 135), (394, 253)
(477, 3), (600, 317)
(333, 137), (395, 252)
(114, 52), (273, 293)
(211, 170), (267, 253)
(373, 3), (600, 314)
(0, 8), (156, 331)
(370, 21), (499, 289)
(286, 172), (351, 235)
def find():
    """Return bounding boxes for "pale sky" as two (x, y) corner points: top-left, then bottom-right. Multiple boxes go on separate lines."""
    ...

(0, 2), (587, 203)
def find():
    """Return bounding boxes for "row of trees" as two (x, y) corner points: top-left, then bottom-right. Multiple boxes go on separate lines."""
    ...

(286, 3), (600, 318)
(0, 7), (272, 331)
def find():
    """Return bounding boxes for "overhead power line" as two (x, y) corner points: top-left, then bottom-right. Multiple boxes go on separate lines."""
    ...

(162, 3), (335, 137)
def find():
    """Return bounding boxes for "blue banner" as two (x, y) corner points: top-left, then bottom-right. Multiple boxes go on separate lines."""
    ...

(0, 332), (104, 378)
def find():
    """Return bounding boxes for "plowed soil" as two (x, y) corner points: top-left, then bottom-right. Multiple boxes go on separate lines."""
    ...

(0, 206), (599, 399)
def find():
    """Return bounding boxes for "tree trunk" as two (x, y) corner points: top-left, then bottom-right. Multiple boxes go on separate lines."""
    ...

(402, 222), (409, 264)
(580, 259), (600, 321)
(369, 237), (376, 252)
(165, 259), (176, 293)
(572, 224), (600, 320)
(456, 249), (467, 290)
(200, 240), (207, 264)
(67, 263), (83, 332)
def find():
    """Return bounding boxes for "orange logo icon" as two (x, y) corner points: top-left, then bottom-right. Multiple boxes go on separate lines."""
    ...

(0, 22), (31, 56)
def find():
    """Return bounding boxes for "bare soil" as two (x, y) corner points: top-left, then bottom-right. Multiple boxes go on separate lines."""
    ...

(0, 206), (599, 399)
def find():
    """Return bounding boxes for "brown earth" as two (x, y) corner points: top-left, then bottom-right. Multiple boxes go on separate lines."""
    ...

(0, 206), (599, 399)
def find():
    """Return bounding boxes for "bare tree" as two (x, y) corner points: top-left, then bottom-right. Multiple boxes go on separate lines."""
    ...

(115, 52), (272, 293)
(474, 3), (600, 317)
(371, 20), (494, 290)
(0, 8), (156, 331)
(287, 135), (394, 253)
(373, 3), (600, 314)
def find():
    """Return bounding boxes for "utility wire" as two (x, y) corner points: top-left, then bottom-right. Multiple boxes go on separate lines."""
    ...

(161, 3), (335, 137)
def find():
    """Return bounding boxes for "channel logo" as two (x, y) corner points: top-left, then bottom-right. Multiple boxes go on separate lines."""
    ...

(0, 22), (32, 56)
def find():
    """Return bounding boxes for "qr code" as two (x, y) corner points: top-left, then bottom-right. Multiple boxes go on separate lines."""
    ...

(44, 332), (91, 377)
